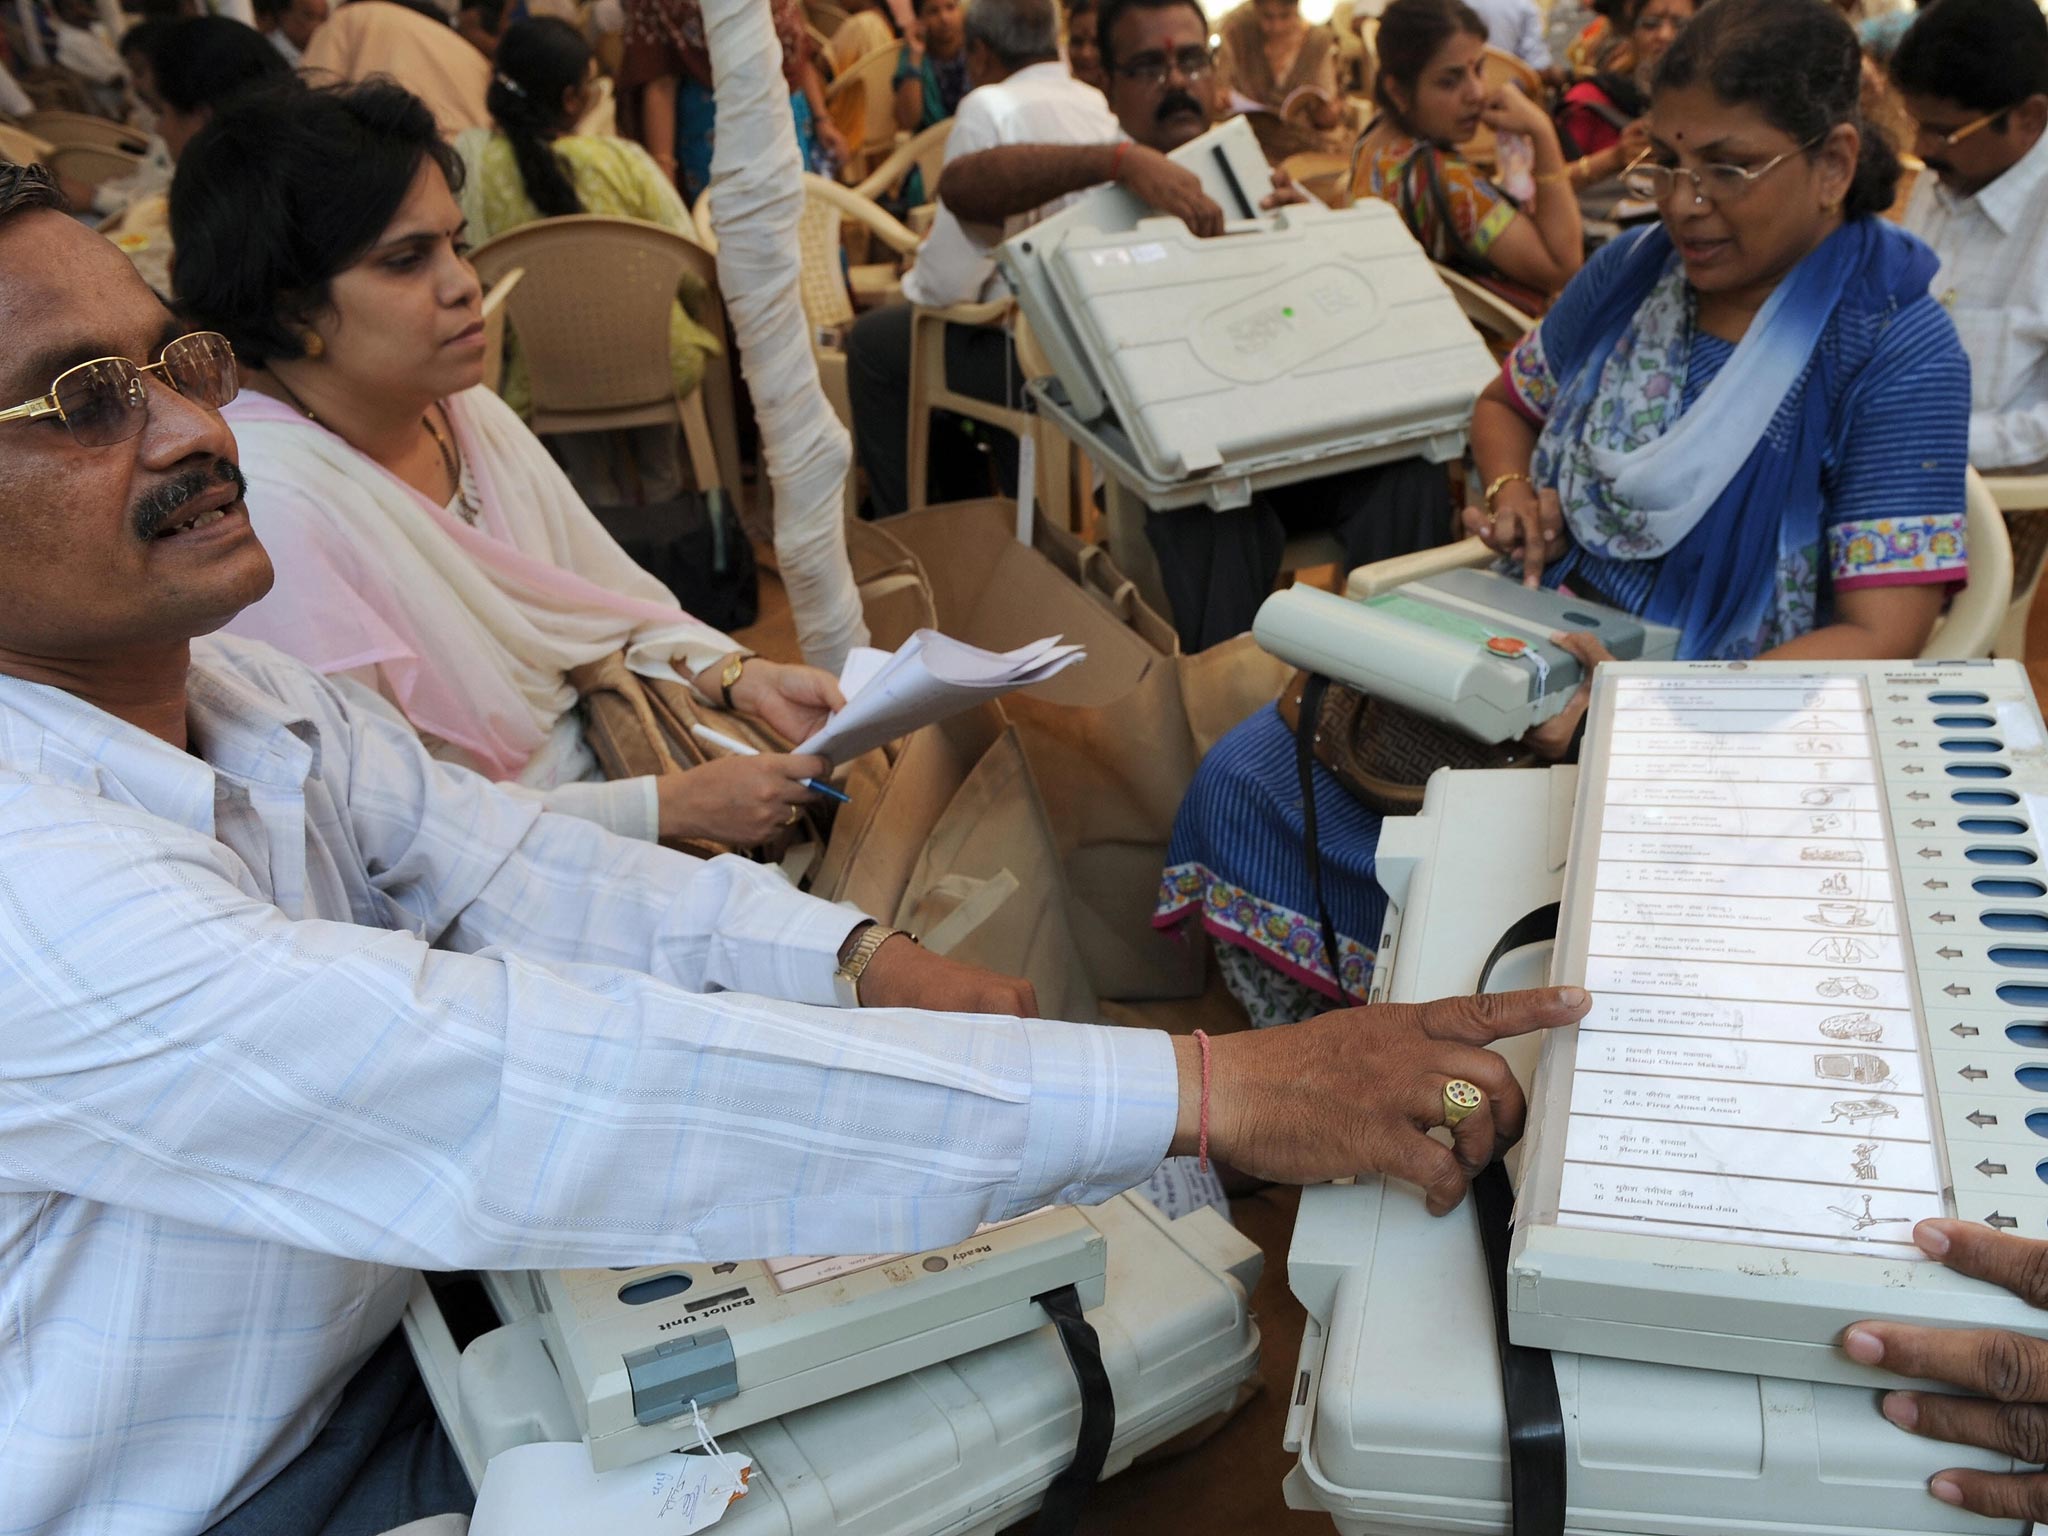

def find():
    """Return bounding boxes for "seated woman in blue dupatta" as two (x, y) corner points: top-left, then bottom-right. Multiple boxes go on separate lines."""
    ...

(1156, 0), (1972, 1027)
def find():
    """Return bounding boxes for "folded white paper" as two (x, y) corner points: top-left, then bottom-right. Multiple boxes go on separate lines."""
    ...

(799, 630), (1085, 765)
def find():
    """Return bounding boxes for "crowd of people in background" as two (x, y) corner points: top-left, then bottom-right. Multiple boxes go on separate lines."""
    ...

(1, 0), (2046, 1529)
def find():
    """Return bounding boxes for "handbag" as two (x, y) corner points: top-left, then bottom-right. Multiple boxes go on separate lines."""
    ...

(568, 650), (827, 864)
(588, 488), (760, 634)
(1274, 668), (1534, 817)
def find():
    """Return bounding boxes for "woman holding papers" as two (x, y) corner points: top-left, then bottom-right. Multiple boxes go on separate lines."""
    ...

(1214, 0), (1350, 160)
(172, 81), (844, 849)
(1160, 0), (1970, 1026)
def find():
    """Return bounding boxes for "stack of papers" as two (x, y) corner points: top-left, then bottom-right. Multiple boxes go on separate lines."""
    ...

(797, 631), (1085, 765)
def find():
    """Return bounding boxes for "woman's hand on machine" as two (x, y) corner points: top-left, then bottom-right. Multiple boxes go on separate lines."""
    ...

(1521, 630), (1614, 761)
(657, 753), (829, 845)
(1461, 483), (1566, 589)
(1169, 988), (1592, 1213)
(1841, 1219), (2048, 1520)
(725, 660), (847, 743)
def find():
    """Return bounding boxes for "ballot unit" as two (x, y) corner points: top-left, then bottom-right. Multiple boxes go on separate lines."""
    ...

(1513, 659), (2048, 1387)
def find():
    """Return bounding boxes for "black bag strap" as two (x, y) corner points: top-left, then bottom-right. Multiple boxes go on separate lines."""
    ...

(1029, 1283), (1117, 1536)
(1292, 673), (1358, 1004)
(1471, 903), (1567, 1536)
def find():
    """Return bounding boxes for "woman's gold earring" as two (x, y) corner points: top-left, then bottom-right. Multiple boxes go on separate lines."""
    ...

(300, 330), (325, 359)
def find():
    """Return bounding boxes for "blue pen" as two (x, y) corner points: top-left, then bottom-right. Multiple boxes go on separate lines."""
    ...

(689, 722), (850, 804)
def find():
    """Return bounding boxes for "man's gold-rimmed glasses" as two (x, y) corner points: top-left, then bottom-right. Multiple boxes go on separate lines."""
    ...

(1913, 103), (2020, 148)
(0, 331), (239, 448)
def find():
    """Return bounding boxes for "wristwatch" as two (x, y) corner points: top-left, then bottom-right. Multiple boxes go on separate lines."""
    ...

(717, 651), (752, 709)
(834, 921), (916, 1007)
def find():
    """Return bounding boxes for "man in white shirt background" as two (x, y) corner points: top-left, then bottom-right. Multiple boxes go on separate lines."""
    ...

(1894, 0), (2048, 475)
(0, 161), (1583, 1535)
(845, 0), (1209, 515)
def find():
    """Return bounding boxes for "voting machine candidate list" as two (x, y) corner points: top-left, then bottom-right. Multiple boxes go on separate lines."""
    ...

(1559, 675), (1946, 1259)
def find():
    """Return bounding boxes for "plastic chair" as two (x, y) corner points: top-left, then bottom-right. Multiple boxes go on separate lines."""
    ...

(467, 215), (725, 502)
(825, 8), (893, 75)
(1923, 468), (2013, 659)
(851, 115), (952, 206)
(1342, 469), (2013, 662)
(478, 265), (524, 398)
(0, 122), (53, 164)
(46, 141), (142, 192)
(806, 0), (852, 34)
(1461, 46), (1542, 170)
(823, 41), (904, 177)
(1987, 472), (2048, 659)
(1281, 149), (1353, 206)
(20, 109), (148, 154)
(1432, 261), (1538, 345)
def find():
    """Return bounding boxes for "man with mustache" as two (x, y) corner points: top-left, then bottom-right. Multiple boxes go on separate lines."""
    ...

(845, 0), (1205, 516)
(0, 161), (1585, 1535)
(1894, 0), (2048, 475)
(930, 0), (1451, 650)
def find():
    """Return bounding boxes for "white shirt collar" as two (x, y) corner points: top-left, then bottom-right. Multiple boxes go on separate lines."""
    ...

(1938, 127), (2048, 237)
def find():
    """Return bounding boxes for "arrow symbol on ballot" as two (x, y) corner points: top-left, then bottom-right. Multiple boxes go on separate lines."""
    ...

(1898, 740), (1921, 749)
(1961, 1065), (1990, 1080)
(1890, 693), (1909, 701)
(1968, 1109), (1998, 1125)
(1939, 946), (1965, 958)
(1954, 1022), (1981, 1036)
(1947, 983), (1973, 996)
(1903, 765), (1925, 774)
(1909, 791), (1931, 800)
(1926, 879), (1949, 890)
(1914, 819), (1937, 828)
(711, 1262), (738, 1275)
(1980, 1160), (2010, 1177)
(1932, 912), (1956, 923)
(1989, 1213), (2019, 1230)
(1920, 848), (1943, 858)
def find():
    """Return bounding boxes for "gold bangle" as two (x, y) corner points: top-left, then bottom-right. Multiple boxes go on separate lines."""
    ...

(1535, 170), (1573, 186)
(1483, 471), (1532, 514)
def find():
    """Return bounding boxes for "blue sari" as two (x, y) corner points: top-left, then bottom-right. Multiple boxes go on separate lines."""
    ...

(1157, 219), (1971, 1002)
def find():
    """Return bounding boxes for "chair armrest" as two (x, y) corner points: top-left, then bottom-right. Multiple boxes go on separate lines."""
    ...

(913, 298), (1014, 328)
(805, 174), (923, 256)
(1986, 474), (2048, 514)
(1343, 535), (1491, 600)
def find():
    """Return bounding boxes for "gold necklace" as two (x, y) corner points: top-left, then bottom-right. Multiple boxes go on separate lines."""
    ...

(422, 406), (480, 525)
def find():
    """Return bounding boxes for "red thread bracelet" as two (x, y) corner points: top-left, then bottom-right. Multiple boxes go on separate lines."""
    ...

(1110, 139), (1132, 182)
(1192, 1029), (1213, 1172)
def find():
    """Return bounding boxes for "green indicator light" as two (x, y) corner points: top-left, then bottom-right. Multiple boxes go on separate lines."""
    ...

(1282, 306), (1295, 317)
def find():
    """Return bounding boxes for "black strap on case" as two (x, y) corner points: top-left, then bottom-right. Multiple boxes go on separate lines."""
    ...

(1029, 1283), (1116, 1536)
(1472, 903), (1568, 1536)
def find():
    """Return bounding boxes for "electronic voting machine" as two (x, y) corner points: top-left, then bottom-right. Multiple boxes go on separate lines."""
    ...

(1254, 573), (1681, 744)
(494, 1208), (1106, 1470)
(1514, 659), (2048, 1385)
(995, 118), (1498, 510)
(1282, 661), (2045, 1536)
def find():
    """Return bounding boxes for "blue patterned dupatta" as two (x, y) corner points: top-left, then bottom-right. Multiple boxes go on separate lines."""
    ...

(1531, 219), (1940, 658)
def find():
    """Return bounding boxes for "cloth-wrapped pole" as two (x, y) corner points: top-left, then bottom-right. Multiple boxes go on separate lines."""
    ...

(700, 0), (868, 675)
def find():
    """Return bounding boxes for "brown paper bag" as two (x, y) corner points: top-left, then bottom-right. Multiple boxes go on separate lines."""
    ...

(813, 702), (1097, 1023)
(873, 501), (1288, 1000)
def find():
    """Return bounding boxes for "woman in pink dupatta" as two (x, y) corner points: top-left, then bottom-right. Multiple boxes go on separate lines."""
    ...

(173, 80), (842, 847)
